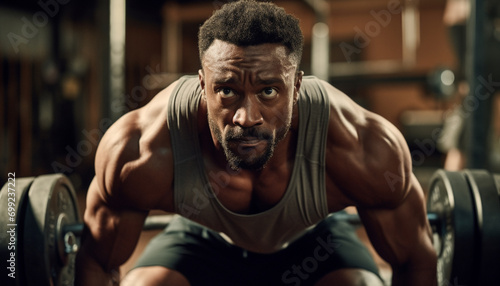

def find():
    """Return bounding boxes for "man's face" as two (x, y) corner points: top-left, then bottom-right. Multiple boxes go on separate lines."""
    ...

(199, 40), (302, 171)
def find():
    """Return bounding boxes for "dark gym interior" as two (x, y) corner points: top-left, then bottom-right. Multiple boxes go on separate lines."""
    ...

(1, 0), (499, 285)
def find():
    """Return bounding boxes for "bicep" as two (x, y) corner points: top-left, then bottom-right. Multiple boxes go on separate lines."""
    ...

(81, 178), (148, 271)
(357, 174), (435, 268)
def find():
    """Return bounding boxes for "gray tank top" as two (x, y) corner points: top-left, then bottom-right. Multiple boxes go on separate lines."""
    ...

(168, 75), (330, 253)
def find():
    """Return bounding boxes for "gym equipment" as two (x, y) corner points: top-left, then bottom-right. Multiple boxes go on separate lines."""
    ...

(1, 169), (499, 286)
(427, 170), (477, 285)
(426, 169), (500, 285)
(0, 175), (80, 286)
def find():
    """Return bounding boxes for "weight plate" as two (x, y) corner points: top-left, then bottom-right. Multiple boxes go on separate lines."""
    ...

(427, 170), (476, 286)
(463, 170), (500, 284)
(494, 174), (500, 196)
(23, 174), (81, 286)
(0, 176), (34, 286)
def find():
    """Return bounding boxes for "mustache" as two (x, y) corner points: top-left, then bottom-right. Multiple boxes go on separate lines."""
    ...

(226, 127), (272, 141)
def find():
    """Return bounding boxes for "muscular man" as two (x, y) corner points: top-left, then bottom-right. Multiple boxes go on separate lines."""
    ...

(76, 1), (437, 285)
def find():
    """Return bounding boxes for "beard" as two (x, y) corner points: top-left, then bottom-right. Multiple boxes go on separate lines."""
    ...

(208, 116), (291, 171)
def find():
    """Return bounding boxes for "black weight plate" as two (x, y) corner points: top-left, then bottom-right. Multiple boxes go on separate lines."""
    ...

(494, 174), (500, 195)
(463, 170), (500, 284)
(427, 170), (476, 286)
(0, 176), (34, 286)
(23, 174), (81, 286)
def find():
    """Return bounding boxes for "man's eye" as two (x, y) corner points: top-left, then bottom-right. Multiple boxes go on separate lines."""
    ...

(217, 88), (236, 98)
(261, 87), (278, 99)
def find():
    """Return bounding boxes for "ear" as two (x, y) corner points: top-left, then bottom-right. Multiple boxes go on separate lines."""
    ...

(294, 71), (304, 103)
(198, 69), (207, 99)
(198, 69), (205, 90)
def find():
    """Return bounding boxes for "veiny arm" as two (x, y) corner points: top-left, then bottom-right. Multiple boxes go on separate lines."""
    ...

(321, 80), (437, 285)
(75, 179), (149, 286)
(355, 116), (437, 286)
(75, 84), (176, 285)
(358, 175), (437, 286)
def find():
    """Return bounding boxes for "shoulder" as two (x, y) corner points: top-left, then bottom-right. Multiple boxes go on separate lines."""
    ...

(320, 79), (412, 208)
(93, 79), (183, 212)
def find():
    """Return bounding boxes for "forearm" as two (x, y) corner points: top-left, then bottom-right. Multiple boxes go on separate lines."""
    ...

(75, 250), (120, 286)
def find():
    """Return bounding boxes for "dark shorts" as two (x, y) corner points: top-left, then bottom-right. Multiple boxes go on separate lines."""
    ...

(132, 213), (381, 286)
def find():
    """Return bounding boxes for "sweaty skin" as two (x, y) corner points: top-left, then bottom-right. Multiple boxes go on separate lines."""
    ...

(75, 40), (437, 285)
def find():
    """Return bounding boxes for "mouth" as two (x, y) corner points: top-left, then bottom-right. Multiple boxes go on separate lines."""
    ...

(224, 128), (272, 153)
(236, 137), (265, 147)
(227, 135), (270, 152)
(222, 133), (276, 171)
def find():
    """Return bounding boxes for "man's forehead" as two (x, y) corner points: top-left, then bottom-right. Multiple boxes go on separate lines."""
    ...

(202, 39), (295, 67)
(208, 68), (286, 84)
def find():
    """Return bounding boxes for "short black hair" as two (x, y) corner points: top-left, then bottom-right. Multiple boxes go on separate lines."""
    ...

(198, 0), (304, 67)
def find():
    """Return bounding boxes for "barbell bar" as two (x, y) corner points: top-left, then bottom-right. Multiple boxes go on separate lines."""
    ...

(63, 212), (441, 238)
(60, 213), (177, 238)
(1, 169), (499, 286)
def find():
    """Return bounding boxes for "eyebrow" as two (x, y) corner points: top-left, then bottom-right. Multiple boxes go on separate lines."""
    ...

(213, 76), (284, 86)
(255, 77), (283, 86)
(214, 76), (238, 85)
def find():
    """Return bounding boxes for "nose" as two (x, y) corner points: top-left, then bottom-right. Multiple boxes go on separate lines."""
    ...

(233, 96), (263, 128)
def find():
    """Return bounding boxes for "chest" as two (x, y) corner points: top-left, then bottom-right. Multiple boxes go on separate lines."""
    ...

(205, 165), (292, 214)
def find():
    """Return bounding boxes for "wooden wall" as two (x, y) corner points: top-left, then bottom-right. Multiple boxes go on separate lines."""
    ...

(0, 0), (458, 188)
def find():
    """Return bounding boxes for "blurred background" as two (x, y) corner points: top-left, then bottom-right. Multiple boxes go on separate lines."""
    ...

(1, 0), (499, 280)
(2, 0), (500, 195)
(4, 0), (499, 191)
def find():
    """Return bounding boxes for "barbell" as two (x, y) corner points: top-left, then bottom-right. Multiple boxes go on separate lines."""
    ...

(0, 169), (499, 286)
